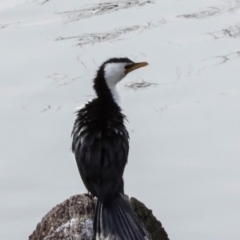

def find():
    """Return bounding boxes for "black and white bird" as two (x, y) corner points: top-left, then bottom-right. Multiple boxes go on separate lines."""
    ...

(72, 58), (148, 240)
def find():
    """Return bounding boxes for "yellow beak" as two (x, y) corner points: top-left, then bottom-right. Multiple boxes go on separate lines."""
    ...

(125, 62), (148, 74)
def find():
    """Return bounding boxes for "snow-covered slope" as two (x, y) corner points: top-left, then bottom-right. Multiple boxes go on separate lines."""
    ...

(1, 0), (240, 239)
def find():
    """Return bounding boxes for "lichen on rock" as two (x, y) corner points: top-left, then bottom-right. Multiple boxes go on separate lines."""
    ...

(29, 194), (169, 240)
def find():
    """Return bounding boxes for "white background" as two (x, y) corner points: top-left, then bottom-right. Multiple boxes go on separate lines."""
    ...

(1, 0), (240, 239)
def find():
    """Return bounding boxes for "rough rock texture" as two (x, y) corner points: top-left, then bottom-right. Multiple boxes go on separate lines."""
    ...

(29, 194), (169, 240)
(130, 197), (169, 240)
(29, 194), (95, 240)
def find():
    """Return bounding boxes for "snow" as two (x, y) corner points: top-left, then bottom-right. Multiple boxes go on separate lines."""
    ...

(1, 0), (240, 239)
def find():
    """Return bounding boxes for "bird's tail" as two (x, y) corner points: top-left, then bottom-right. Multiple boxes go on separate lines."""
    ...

(93, 194), (149, 240)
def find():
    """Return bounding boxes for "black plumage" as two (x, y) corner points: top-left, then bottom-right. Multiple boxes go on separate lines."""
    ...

(72, 58), (148, 240)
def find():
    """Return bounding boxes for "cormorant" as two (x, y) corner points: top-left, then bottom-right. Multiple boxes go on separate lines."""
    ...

(72, 58), (148, 240)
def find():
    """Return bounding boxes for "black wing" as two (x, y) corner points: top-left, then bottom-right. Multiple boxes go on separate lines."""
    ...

(72, 100), (129, 203)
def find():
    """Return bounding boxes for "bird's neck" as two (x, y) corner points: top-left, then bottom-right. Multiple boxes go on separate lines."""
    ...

(107, 84), (120, 104)
(94, 74), (120, 106)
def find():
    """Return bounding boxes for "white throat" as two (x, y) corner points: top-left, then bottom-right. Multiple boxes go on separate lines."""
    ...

(104, 62), (127, 104)
(108, 84), (120, 104)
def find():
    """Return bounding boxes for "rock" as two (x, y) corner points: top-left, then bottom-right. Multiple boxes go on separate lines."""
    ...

(29, 194), (169, 240)
(130, 197), (169, 240)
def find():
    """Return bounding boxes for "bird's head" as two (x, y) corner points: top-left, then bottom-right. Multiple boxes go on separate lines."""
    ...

(102, 57), (148, 87)
(94, 57), (148, 102)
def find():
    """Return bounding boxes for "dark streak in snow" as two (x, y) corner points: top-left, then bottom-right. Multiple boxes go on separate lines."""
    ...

(208, 23), (240, 39)
(125, 79), (158, 90)
(195, 51), (240, 75)
(45, 73), (82, 87)
(55, 20), (166, 46)
(178, 0), (240, 19)
(56, 0), (154, 23)
(22, 105), (51, 113)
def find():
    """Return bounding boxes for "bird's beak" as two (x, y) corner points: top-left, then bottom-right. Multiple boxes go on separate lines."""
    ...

(125, 62), (148, 74)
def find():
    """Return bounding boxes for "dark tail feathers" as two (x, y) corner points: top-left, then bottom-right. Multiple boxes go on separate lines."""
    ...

(93, 194), (149, 240)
